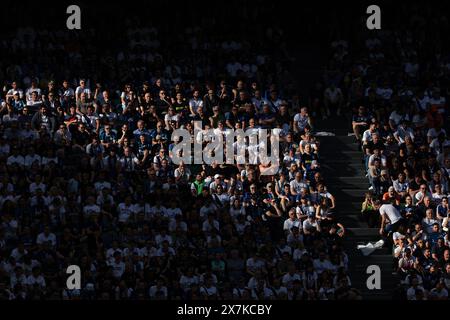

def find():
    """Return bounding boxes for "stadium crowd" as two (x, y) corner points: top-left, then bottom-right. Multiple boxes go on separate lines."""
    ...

(0, 5), (357, 300)
(337, 7), (450, 300)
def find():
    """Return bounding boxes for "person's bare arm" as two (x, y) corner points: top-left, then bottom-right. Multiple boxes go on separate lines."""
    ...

(336, 223), (345, 237)
(379, 212), (385, 235)
(290, 184), (297, 196)
(328, 194), (336, 209)
(315, 220), (321, 233)
(293, 120), (299, 133)
(315, 205), (322, 220)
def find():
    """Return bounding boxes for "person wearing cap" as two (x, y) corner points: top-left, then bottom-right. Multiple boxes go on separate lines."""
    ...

(303, 208), (321, 235)
(209, 173), (226, 194)
(190, 173), (206, 197)
(10, 90), (26, 112)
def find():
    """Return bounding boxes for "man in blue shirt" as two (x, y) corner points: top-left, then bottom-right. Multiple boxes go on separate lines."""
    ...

(133, 120), (151, 141)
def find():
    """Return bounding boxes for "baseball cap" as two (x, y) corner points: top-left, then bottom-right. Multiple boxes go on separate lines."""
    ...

(214, 174), (221, 179)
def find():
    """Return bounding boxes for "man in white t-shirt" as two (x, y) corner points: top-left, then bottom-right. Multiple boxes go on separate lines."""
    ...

(36, 226), (57, 247)
(148, 279), (168, 300)
(293, 107), (311, 133)
(427, 126), (446, 144)
(117, 197), (136, 223)
(323, 84), (343, 117)
(283, 208), (300, 232)
(290, 172), (308, 196)
(108, 252), (125, 279)
(374, 200), (404, 236)
(75, 79), (91, 101)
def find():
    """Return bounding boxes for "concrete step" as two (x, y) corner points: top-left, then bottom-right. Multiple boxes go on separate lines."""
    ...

(319, 132), (396, 300)
(336, 200), (363, 210)
(320, 150), (362, 157)
(319, 135), (356, 143)
(337, 214), (364, 225)
(328, 181), (368, 188)
(325, 162), (365, 169)
(333, 189), (367, 201)
(321, 158), (363, 165)
(323, 163), (366, 173)
(328, 176), (368, 183)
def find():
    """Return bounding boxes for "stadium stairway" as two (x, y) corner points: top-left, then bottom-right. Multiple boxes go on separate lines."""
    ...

(318, 117), (397, 300)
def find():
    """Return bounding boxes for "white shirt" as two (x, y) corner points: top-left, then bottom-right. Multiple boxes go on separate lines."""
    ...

(150, 205), (168, 218)
(26, 275), (46, 287)
(149, 285), (168, 298)
(422, 217), (439, 234)
(313, 258), (334, 274)
(166, 207), (182, 219)
(188, 98), (203, 114)
(379, 204), (402, 224)
(293, 113), (310, 131)
(290, 179), (308, 194)
(29, 182), (46, 194)
(117, 203), (136, 222)
(427, 128), (446, 140)
(377, 87), (393, 100)
(179, 275), (199, 290)
(202, 219), (220, 233)
(393, 179), (409, 193)
(109, 260), (125, 278)
(282, 273), (302, 289)
(406, 286), (425, 300)
(75, 86), (91, 99)
(36, 232), (57, 246)
(430, 138), (450, 156)
(362, 129), (374, 143)
(324, 87), (342, 103)
(389, 111), (409, 126)
(394, 126), (414, 144)
(200, 285), (218, 296)
(283, 218), (300, 231)
(7, 155), (25, 166)
(83, 204), (101, 216)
